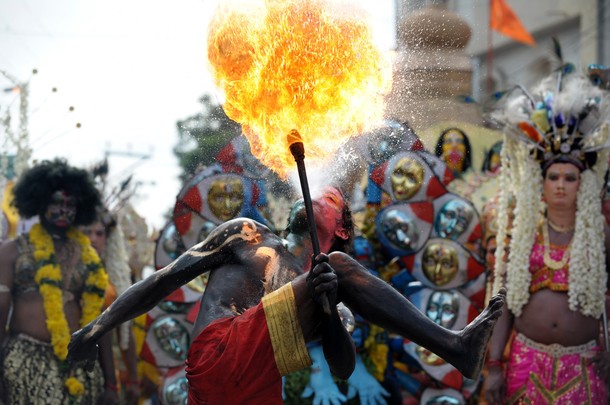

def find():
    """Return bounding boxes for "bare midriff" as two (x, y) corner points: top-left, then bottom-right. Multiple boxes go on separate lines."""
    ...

(515, 288), (599, 346)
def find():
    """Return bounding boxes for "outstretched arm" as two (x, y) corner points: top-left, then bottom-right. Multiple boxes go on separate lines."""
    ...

(67, 219), (246, 365)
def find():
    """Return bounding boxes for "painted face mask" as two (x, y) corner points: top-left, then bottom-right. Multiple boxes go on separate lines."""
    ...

(422, 242), (459, 286)
(435, 199), (474, 240)
(390, 156), (424, 201)
(416, 346), (446, 366)
(425, 395), (462, 405)
(163, 376), (188, 405)
(207, 178), (245, 222)
(380, 209), (420, 252)
(441, 130), (466, 173)
(152, 317), (190, 361)
(425, 290), (459, 329)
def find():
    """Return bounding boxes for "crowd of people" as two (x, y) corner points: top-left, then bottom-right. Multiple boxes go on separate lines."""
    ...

(1, 66), (610, 405)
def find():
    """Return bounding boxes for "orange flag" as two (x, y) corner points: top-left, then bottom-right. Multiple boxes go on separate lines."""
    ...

(490, 0), (536, 47)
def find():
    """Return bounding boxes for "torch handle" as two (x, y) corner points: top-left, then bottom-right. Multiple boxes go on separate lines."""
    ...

(293, 158), (320, 257)
(289, 136), (331, 315)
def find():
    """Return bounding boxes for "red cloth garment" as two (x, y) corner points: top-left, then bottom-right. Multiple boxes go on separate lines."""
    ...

(186, 303), (283, 405)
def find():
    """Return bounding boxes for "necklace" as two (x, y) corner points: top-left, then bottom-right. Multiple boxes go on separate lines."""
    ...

(547, 218), (575, 233)
(542, 220), (572, 270)
(30, 223), (108, 397)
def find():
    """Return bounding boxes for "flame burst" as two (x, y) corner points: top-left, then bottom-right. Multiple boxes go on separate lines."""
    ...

(207, 0), (391, 178)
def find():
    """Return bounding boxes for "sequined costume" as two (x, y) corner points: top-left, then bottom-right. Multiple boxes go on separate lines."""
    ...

(185, 283), (311, 404)
(504, 233), (607, 403)
(528, 230), (569, 293)
(485, 68), (610, 405)
(505, 333), (606, 404)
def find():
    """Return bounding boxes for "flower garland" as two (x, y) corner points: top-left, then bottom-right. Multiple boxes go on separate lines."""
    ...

(568, 154), (608, 317)
(30, 223), (108, 396)
(496, 134), (609, 318)
(491, 136), (514, 294)
(493, 136), (543, 315)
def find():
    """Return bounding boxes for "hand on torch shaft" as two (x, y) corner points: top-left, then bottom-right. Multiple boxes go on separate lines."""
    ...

(288, 130), (331, 315)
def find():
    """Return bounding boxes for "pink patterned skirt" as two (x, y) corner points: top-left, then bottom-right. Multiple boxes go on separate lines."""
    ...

(505, 333), (607, 404)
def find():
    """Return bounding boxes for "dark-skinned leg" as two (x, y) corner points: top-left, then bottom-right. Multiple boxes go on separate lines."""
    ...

(328, 252), (505, 379)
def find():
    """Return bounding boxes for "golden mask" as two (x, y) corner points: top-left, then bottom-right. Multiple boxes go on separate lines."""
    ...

(422, 242), (459, 286)
(208, 178), (245, 221)
(416, 346), (446, 366)
(390, 156), (424, 201)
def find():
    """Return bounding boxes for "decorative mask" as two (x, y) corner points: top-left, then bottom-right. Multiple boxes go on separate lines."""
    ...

(440, 129), (467, 173)
(421, 388), (466, 405)
(207, 177), (245, 222)
(390, 156), (425, 201)
(435, 200), (474, 241)
(422, 242), (459, 286)
(425, 290), (460, 329)
(425, 395), (462, 405)
(401, 238), (485, 290)
(416, 346), (446, 366)
(381, 209), (420, 252)
(163, 375), (188, 405)
(155, 222), (186, 270)
(376, 201), (434, 257)
(152, 317), (190, 361)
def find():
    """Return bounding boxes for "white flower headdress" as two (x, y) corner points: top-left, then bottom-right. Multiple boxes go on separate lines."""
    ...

(491, 69), (610, 317)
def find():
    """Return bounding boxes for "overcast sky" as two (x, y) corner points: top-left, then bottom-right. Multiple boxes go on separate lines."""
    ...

(0, 0), (395, 230)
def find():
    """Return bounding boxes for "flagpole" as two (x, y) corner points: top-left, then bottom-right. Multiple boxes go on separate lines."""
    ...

(487, 0), (494, 95)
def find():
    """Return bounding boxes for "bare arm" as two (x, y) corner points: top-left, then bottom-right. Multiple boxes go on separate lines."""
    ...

(97, 333), (119, 405)
(119, 329), (140, 405)
(0, 241), (16, 404)
(484, 300), (513, 405)
(67, 219), (244, 365)
(0, 241), (16, 344)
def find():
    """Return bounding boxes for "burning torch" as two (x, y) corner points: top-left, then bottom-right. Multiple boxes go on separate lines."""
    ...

(288, 129), (331, 315)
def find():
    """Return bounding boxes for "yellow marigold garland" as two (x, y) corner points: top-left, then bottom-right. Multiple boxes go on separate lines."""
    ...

(30, 223), (108, 397)
(65, 376), (86, 396)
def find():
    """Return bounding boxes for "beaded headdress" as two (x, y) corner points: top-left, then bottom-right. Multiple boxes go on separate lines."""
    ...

(491, 69), (610, 317)
(495, 70), (610, 172)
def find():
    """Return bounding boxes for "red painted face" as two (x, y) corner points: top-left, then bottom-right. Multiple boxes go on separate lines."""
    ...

(312, 187), (349, 247)
(543, 163), (580, 210)
(288, 186), (350, 252)
(44, 190), (77, 229)
(442, 130), (466, 173)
